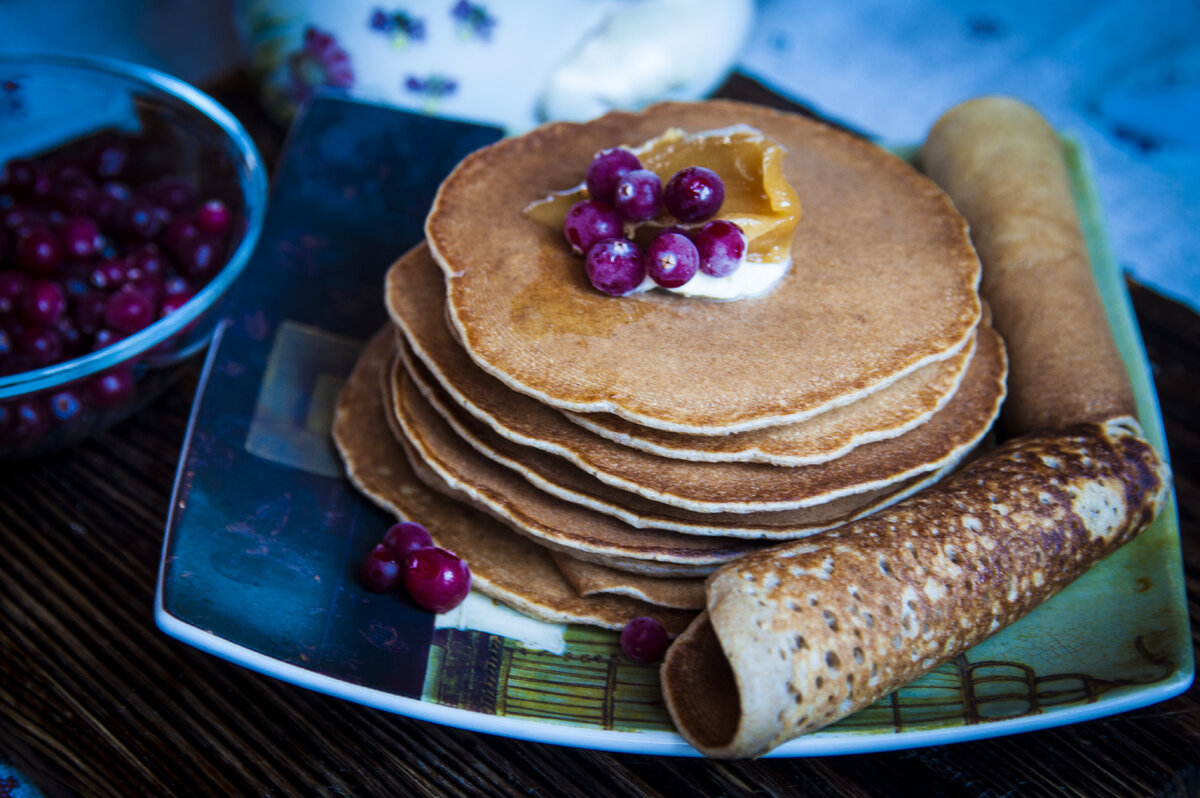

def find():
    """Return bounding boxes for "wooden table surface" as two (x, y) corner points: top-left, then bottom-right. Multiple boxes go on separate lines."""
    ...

(2, 76), (1198, 797)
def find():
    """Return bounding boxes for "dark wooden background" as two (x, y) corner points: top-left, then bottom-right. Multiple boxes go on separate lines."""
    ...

(1, 75), (1197, 797)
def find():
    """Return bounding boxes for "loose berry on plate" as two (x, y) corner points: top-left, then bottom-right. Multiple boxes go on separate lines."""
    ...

(695, 219), (748, 278)
(645, 230), (699, 289)
(404, 547), (471, 613)
(383, 520), (434, 557)
(585, 148), (642, 207)
(664, 166), (725, 223)
(620, 616), (669, 663)
(586, 238), (645, 296)
(361, 544), (404, 592)
(563, 200), (622, 255)
(612, 169), (663, 223)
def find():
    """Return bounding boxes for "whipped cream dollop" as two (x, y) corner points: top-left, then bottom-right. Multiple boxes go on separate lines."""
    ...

(629, 256), (789, 300)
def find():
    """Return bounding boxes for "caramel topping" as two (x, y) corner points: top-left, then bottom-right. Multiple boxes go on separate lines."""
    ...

(525, 127), (801, 265)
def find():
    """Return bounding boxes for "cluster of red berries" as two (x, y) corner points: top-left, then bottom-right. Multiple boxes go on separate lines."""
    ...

(360, 521), (471, 614)
(563, 147), (747, 296)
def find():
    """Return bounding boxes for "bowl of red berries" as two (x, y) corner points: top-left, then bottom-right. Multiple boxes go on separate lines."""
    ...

(0, 53), (268, 458)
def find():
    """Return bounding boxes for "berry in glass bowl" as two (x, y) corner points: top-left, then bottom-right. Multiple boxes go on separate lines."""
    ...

(0, 53), (267, 459)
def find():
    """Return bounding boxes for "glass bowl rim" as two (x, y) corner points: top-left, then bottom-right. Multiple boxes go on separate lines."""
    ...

(0, 51), (268, 400)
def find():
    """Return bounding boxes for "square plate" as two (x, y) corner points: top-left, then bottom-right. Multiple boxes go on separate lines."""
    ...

(155, 95), (1191, 757)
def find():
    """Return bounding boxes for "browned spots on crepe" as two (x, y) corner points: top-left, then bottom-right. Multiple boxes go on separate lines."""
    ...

(661, 418), (1171, 757)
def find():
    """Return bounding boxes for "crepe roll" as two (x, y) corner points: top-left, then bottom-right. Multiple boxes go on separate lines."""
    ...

(920, 96), (1135, 437)
(661, 417), (1170, 758)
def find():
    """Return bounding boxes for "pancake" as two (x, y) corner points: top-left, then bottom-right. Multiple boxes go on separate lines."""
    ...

(388, 253), (1005, 512)
(549, 553), (708, 610)
(387, 245), (974, 466)
(388, 357), (762, 574)
(331, 328), (697, 634)
(661, 417), (1172, 757)
(921, 96), (1136, 436)
(425, 99), (982, 434)
(399, 338), (965, 539)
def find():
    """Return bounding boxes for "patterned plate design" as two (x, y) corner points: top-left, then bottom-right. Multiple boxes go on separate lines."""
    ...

(156, 95), (1191, 757)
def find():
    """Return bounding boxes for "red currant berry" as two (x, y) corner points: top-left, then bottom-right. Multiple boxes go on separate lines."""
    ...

(563, 200), (622, 256)
(620, 616), (669, 663)
(585, 148), (642, 207)
(404, 547), (471, 613)
(361, 544), (404, 592)
(383, 521), (434, 557)
(664, 166), (725, 223)
(586, 238), (645, 296)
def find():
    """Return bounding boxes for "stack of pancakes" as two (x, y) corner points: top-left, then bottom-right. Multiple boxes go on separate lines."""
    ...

(334, 100), (1008, 634)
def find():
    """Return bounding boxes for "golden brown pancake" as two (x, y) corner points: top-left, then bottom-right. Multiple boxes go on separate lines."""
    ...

(388, 258), (1006, 512)
(921, 96), (1136, 436)
(425, 100), (982, 433)
(550, 553), (707, 610)
(398, 338), (963, 538)
(331, 329), (697, 633)
(388, 245), (974, 465)
(388, 357), (762, 574)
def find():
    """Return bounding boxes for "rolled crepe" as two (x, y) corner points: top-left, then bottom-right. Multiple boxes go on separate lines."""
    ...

(920, 96), (1135, 437)
(661, 417), (1170, 758)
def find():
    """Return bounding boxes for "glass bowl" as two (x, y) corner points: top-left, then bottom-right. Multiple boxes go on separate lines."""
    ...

(0, 53), (268, 459)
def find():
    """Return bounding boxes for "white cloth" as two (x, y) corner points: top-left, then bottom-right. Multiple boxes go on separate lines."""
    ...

(738, 0), (1200, 311)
